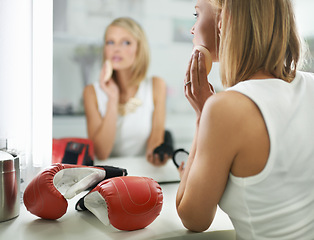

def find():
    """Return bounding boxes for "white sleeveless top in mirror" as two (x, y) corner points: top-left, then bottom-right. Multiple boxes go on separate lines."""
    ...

(93, 77), (154, 157)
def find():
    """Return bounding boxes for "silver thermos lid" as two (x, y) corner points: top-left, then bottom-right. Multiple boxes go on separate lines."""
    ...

(0, 150), (20, 222)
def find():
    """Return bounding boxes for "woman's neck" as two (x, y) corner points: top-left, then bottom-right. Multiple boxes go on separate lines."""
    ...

(115, 69), (138, 104)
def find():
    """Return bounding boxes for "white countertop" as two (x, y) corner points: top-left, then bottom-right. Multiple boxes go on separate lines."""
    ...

(0, 183), (234, 240)
(0, 157), (235, 240)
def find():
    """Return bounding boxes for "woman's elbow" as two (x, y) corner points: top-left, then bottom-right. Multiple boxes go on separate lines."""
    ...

(177, 206), (212, 232)
(181, 218), (211, 232)
(91, 138), (112, 160)
(183, 222), (210, 233)
(94, 146), (110, 160)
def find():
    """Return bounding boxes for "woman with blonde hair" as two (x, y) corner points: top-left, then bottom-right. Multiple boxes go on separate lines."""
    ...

(176, 0), (314, 238)
(84, 17), (169, 165)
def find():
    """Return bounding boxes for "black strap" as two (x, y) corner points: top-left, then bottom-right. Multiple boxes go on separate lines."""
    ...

(75, 192), (89, 211)
(62, 141), (85, 164)
(82, 145), (93, 166)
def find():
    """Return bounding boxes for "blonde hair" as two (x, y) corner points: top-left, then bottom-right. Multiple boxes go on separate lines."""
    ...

(211, 0), (302, 87)
(103, 17), (150, 86)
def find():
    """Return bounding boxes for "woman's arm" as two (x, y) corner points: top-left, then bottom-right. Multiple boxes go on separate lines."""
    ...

(176, 116), (199, 195)
(176, 92), (241, 232)
(83, 83), (119, 160)
(146, 76), (167, 166)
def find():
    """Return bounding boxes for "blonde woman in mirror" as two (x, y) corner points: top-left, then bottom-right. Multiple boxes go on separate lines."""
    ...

(176, 0), (314, 238)
(84, 17), (169, 166)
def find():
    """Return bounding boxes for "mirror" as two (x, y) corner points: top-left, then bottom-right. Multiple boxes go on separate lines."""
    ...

(52, 0), (223, 155)
(53, 0), (314, 158)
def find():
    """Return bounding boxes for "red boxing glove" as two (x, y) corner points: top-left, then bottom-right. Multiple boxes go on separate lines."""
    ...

(84, 176), (163, 231)
(23, 163), (106, 220)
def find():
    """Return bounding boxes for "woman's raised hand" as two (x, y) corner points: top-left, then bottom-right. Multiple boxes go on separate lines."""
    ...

(184, 50), (215, 117)
(99, 60), (119, 101)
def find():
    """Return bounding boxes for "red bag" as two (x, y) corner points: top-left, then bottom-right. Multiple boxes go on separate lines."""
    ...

(52, 138), (94, 166)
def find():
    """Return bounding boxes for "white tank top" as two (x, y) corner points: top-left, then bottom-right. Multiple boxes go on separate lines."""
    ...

(219, 71), (314, 239)
(93, 77), (154, 157)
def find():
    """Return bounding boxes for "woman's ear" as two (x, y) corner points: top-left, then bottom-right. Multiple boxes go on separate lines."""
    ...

(217, 14), (222, 38)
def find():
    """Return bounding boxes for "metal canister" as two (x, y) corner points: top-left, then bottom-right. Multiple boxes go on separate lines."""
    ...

(0, 150), (20, 222)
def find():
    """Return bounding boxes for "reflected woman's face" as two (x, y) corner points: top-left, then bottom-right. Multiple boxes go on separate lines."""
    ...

(191, 0), (221, 61)
(104, 26), (138, 71)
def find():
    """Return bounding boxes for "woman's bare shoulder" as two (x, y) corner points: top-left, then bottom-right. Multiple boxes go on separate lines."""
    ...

(205, 90), (256, 116)
(152, 76), (166, 89)
(151, 76), (166, 102)
(83, 84), (95, 95)
(83, 84), (97, 105)
(202, 90), (261, 136)
(83, 84), (98, 100)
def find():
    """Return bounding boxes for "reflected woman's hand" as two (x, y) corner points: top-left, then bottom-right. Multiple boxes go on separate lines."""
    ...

(99, 62), (119, 101)
(146, 151), (170, 167)
(147, 142), (173, 166)
(184, 50), (215, 117)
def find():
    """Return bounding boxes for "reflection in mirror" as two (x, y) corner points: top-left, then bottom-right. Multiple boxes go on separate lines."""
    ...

(53, 0), (223, 154)
(54, 0), (192, 116)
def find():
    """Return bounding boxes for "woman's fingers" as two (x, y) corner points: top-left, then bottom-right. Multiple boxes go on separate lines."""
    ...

(184, 49), (215, 116)
(151, 153), (169, 166)
(100, 62), (107, 80)
(190, 50), (199, 85)
(197, 51), (207, 83)
(99, 63), (108, 89)
(188, 50), (206, 94)
(184, 51), (198, 96)
(186, 50), (201, 98)
(147, 152), (153, 164)
(184, 52), (193, 86)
